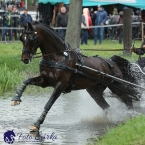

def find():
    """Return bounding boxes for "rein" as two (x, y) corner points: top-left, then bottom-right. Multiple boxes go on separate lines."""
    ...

(82, 48), (141, 51)
(32, 49), (79, 59)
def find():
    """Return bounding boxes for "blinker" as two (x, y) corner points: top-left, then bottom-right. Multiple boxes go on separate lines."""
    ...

(29, 37), (33, 42)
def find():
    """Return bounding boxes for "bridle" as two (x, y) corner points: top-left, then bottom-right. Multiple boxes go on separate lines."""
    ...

(21, 29), (81, 62)
(21, 30), (39, 58)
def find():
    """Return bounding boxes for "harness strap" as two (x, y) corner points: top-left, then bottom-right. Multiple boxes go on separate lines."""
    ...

(97, 56), (120, 78)
(40, 59), (111, 86)
(39, 59), (140, 99)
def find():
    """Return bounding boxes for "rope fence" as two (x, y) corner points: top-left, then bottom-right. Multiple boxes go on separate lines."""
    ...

(0, 22), (145, 43)
(0, 22), (144, 30)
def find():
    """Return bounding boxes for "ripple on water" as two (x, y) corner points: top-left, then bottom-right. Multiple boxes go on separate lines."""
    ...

(0, 89), (145, 145)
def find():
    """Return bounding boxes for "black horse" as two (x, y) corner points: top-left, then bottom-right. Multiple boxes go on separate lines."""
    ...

(11, 22), (140, 132)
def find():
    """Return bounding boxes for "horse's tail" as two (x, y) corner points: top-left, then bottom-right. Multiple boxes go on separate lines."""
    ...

(110, 55), (137, 83)
(110, 55), (141, 100)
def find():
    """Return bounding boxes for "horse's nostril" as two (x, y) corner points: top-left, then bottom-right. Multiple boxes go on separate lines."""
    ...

(23, 59), (29, 64)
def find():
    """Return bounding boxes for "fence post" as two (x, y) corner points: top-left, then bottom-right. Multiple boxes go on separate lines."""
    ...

(123, 8), (132, 55)
(142, 22), (144, 42)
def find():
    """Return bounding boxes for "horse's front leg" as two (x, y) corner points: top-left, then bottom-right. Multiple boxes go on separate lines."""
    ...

(30, 82), (67, 132)
(11, 75), (47, 106)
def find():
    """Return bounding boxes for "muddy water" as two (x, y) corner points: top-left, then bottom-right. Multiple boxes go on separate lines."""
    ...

(0, 89), (145, 145)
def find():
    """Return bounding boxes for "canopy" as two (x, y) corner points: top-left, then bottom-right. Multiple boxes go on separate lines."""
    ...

(38, 0), (145, 9)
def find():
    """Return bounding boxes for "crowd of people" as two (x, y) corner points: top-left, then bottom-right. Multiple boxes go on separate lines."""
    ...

(80, 6), (145, 46)
(1, 2), (145, 45)
(54, 5), (108, 45)
(80, 5), (109, 45)
(1, 0), (33, 41)
(52, 5), (108, 45)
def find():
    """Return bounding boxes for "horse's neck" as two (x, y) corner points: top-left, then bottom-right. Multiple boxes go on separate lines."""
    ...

(38, 27), (65, 54)
(39, 45), (63, 61)
(40, 40), (65, 55)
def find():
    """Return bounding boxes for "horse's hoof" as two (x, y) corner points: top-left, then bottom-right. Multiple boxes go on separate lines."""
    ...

(30, 126), (39, 132)
(11, 100), (20, 106)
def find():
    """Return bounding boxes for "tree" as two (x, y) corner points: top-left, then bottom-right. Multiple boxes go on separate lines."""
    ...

(123, 8), (132, 55)
(65, 0), (82, 49)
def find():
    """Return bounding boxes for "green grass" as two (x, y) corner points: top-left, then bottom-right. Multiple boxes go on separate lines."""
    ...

(80, 39), (141, 62)
(88, 115), (145, 145)
(0, 42), (40, 95)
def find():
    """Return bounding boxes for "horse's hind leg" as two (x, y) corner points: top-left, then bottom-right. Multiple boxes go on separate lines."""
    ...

(86, 84), (110, 110)
(11, 75), (47, 106)
(109, 85), (133, 109)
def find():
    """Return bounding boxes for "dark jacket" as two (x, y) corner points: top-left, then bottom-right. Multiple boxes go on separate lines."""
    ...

(4, 12), (13, 27)
(12, 12), (20, 27)
(82, 15), (87, 26)
(56, 12), (68, 27)
(19, 13), (33, 26)
(118, 11), (123, 29)
(135, 48), (145, 55)
(133, 39), (145, 55)
(94, 9), (107, 25)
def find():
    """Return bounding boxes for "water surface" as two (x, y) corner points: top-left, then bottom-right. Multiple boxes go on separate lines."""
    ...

(0, 89), (144, 145)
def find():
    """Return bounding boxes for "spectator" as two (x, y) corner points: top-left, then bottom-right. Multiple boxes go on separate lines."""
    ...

(93, 5), (107, 45)
(141, 10), (145, 36)
(2, 5), (13, 41)
(81, 8), (91, 45)
(88, 8), (93, 39)
(112, 7), (118, 15)
(12, 6), (20, 40)
(130, 39), (145, 55)
(19, 8), (33, 27)
(56, 6), (68, 39)
(20, 0), (25, 11)
(130, 10), (145, 55)
(117, 11), (123, 44)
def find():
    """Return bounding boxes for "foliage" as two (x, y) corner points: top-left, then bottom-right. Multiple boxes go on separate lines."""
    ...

(0, 42), (40, 95)
(88, 115), (145, 145)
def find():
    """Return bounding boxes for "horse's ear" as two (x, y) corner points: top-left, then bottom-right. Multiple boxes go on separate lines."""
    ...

(28, 22), (35, 31)
(22, 23), (27, 29)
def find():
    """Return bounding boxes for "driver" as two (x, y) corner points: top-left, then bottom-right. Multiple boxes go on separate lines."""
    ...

(131, 10), (145, 55)
(131, 39), (145, 55)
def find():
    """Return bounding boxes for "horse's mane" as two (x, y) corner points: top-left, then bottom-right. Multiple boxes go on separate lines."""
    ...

(33, 21), (64, 42)
(31, 21), (87, 56)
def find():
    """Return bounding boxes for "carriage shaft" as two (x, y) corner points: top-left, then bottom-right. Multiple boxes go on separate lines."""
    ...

(76, 63), (145, 91)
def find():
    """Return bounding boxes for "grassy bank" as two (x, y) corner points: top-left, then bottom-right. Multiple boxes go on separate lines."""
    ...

(0, 39), (142, 95)
(0, 42), (40, 95)
(88, 115), (145, 145)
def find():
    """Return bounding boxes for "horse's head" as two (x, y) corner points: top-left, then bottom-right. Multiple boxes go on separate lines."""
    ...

(20, 22), (40, 64)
